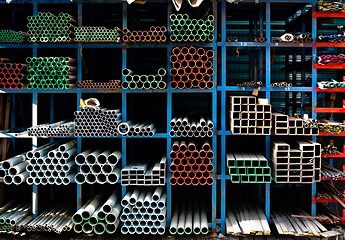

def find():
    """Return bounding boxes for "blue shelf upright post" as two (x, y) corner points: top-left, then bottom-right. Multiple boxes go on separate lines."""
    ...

(265, 0), (271, 222)
(220, 0), (227, 234)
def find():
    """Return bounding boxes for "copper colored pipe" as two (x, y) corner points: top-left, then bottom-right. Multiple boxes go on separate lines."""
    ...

(173, 159), (181, 165)
(191, 178), (199, 186)
(195, 171), (203, 179)
(202, 142), (211, 151)
(206, 177), (214, 185)
(199, 164), (207, 172)
(184, 66), (192, 74)
(206, 50), (214, 58)
(197, 48), (205, 56)
(206, 68), (214, 76)
(188, 46), (196, 55)
(177, 69), (185, 76)
(188, 158), (196, 165)
(188, 172), (195, 179)
(184, 150), (191, 159)
(203, 74), (210, 81)
(181, 47), (189, 55)
(177, 164), (184, 172)
(160, 36), (167, 42)
(170, 81), (178, 89)
(189, 73), (196, 80)
(170, 177), (177, 185)
(192, 80), (199, 88)
(170, 68), (178, 76)
(204, 61), (212, 68)
(184, 178), (192, 186)
(184, 165), (192, 173)
(181, 75), (188, 82)
(195, 60), (203, 68)
(181, 158), (188, 166)
(196, 73), (203, 81)
(177, 81), (185, 89)
(170, 164), (177, 172)
(123, 35), (129, 42)
(129, 35), (135, 42)
(161, 26), (167, 32)
(206, 81), (214, 89)
(180, 60), (188, 68)
(200, 55), (208, 62)
(150, 26), (156, 32)
(206, 150), (214, 159)
(206, 164), (214, 172)
(172, 141), (180, 151)
(191, 164), (199, 172)
(172, 171), (180, 178)
(177, 54), (184, 61)
(188, 142), (196, 151)
(179, 141), (187, 152)
(199, 177), (207, 186)
(170, 55), (178, 63)
(203, 171), (211, 178)
(172, 47), (180, 55)
(184, 80), (192, 89)
(180, 171), (188, 179)
(184, 54), (192, 61)
(189, 60), (196, 68)
(199, 81), (206, 89)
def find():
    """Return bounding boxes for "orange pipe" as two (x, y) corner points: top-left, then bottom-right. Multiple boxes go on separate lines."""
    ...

(188, 158), (196, 166)
(184, 165), (192, 173)
(170, 80), (178, 89)
(199, 177), (207, 186)
(177, 81), (185, 89)
(184, 177), (192, 186)
(184, 54), (192, 61)
(172, 141), (180, 151)
(203, 158), (211, 165)
(191, 177), (199, 186)
(188, 171), (195, 179)
(206, 163), (214, 172)
(202, 142), (211, 151)
(199, 81), (206, 89)
(184, 150), (191, 159)
(173, 159), (181, 166)
(197, 48), (205, 56)
(199, 150), (206, 158)
(179, 141), (187, 152)
(206, 68), (214, 76)
(188, 142), (196, 151)
(191, 164), (199, 172)
(206, 80), (214, 89)
(199, 164), (207, 172)
(172, 171), (181, 178)
(188, 46), (196, 55)
(170, 177), (177, 185)
(204, 60), (213, 68)
(191, 151), (199, 160)
(170, 55), (178, 64)
(203, 171), (211, 178)
(192, 79), (199, 88)
(195, 171), (203, 179)
(172, 47), (180, 55)
(169, 164), (178, 172)
(184, 66), (192, 74)
(206, 50), (214, 58)
(180, 171), (188, 179)
(181, 47), (189, 55)
(177, 178), (184, 185)
(206, 150), (214, 159)
(206, 177), (214, 185)
(177, 68), (185, 77)
(181, 158), (188, 166)
(184, 80), (192, 89)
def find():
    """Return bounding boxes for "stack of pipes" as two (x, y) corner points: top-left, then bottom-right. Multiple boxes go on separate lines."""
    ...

(120, 187), (166, 235)
(0, 58), (26, 90)
(74, 26), (121, 42)
(272, 113), (319, 135)
(116, 121), (156, 137)
(74, 149), (121, 184)
(26, 204), (73, 233)
(318, 54), (345, 64)
(170, 46), (214, 89)
(270, 82), (292, 87)
(170, 14), (214, 42)
(169, 117), (214, 137)
(227, 35), (238, 42)
(317, 1), (345, 12)
(0, 200), (31, 234)
(229, 96), (272, 135)
(25, 141), (77, 185)
(74, 107), (121, 137)
(0, 152), (29, 185)
(321, 160), (345, 179)
(28, 121), (74, 137)
(0, 30), (26, 43)
(237, 81), (264, 88)
(226, 201), (270, 235)
(227, 152), (271, 183)
(318, 120), (345, 134)
(27, 12), (75, 42)
(318, 34), (345, 42)
(72, 191), (121, 235)
(26, 57), (76, 90)
(76, 80), (122, 89)
(272, 33), (312, 43)
(317, 79), (345, 89)
(122, 27), (167, 43)
(169, 141), (214, 186)
(121, 68), (167, 90)
(121, 157), (166, 186)
(271, 140), (321, 183)
(169, 199), (208, 235)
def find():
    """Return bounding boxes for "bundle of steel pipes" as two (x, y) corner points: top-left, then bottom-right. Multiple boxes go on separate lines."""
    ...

(72, 191), (121, 235)
(117, 121), (156, 137)
(170, 14), (214, 42)
(271, 208), (327, 236)
(169, 141), (214, 186)
(122, 27), (167, 43)
(74, 26), (120, 42)
(0, 30), (26, 43)
(0, 200), (31, 234)
(28, 121), (74, 137)
(26, 57), (76, 89)
(318, 34), (345, 42)
(318, 54), (345, 64)
(272, 113), (319, 135)
(26, 204), (73, 233)
(26, 141), (77, 185)
(0, 60), (26, 89)
(169, 200), (208, 235)
(27, 12), (75, 42)
(270, 82), (292, 87)
(272, 33), (312, 43)
(271, 140), (321, 183)
(318, 120), (345, 134)
(227, 35), (238, 42)
(321, 160), (345, 179)
(121, 157), (166, 186)
(74, 107), (121, 137)
(169, 117), (214, 137)
(76, 80), (121, 89)
(170, 46), (214, 89)
(0, 151), (29, 185)
(230, 96), (272, 135)
(236, 81), (264, 88)
(120, 187), (166, 235)
(317, 1), (345, 12)
(226, 201), (270, 235)
(227, 152), (271, 183)
(74, 149), (121, 184)
(121, 68), (166, 90)
(317, 79), (345, 89)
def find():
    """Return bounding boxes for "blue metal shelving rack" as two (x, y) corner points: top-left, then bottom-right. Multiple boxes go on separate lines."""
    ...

(0, 0), (321, 234)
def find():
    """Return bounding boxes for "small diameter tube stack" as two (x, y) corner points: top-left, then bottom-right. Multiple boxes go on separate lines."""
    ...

(226, 152), (271, 183)
(76, 79), (121, 89)
(318, 54), (345, 64)
(169, 141), (214, 186)
(0, 152), (29, 185)
(117, 121), (156, 137)
(26, 204), (74, 234)
(0, 200), (31, 234)
(121, 68), (167, 90)
(26, 57), (76, 90)
(72, 190), (121, 235)
(0, 30), (26, 43)
(27, 12), (75, 42)
(271, 140), (321, 183)
(169, 200), (208, 235)
(74, 149), (121, 184)
(122, 26), (167, 43)
(170, 46), (214, 89)
(120, 187), (166, 235)
(74, 26), (121, 42)
(28, 121), (74, 137)
(121, 157), (166, 186)
(0, 59), (26, 90)
(74, 107), (121, 137)
(169, 14), (214, 42)
(229, 96), (272, 135)
(25, 141), (77, 185)
(169, 117), (214, 137)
